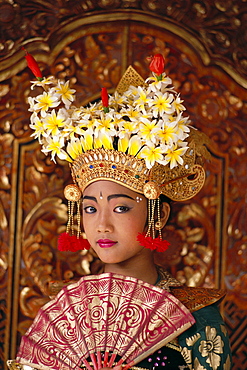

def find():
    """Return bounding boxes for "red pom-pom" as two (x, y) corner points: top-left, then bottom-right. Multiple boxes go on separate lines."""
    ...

(137, 233), (170, 253)
(58, 232), (90, 252)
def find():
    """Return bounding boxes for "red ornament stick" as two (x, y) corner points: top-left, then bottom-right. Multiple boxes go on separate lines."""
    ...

(101, 87), (109, 113)
(149, 54), (165, 80)
(22, 47), (43, 80)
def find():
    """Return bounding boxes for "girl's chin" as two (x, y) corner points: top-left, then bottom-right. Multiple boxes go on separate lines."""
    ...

(94, 251), (127, 265)
(92, 244), (146, 266)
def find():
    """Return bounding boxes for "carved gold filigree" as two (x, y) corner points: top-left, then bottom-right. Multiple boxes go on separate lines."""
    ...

(14, 149), (97, 336)
(154, 200), (215, 288)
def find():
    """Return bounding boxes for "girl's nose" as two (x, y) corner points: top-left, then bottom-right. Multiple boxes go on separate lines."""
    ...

(97, 212), (113, 233)
(97, 224), (111, 233)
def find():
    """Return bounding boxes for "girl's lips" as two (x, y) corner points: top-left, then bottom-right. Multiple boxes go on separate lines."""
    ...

(97, 239), (117, 248)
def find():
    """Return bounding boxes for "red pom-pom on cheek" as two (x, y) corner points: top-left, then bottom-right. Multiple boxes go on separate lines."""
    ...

(58, 232), (90, 252)
(137, 232), (170, 253)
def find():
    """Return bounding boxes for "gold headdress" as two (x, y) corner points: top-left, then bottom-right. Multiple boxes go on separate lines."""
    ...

(26, 52), (210, 252)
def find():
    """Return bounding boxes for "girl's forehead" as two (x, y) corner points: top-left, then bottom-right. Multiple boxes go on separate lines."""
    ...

(83, 180), (142, 197)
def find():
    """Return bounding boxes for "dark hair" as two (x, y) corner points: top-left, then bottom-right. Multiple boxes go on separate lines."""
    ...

(143, 194), (172, 230)
(159, 194), (173, 224)
(159, 194), (172, 205)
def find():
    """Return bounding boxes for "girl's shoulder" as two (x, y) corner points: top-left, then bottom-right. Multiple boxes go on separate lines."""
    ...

(170, 285), (226, 312)
(156, 267), (225, 313)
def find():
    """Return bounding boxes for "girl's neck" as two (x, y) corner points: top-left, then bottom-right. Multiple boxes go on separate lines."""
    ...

(103, 256), (158, 285)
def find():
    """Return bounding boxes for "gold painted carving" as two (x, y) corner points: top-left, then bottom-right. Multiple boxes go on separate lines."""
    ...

(0, 1), (246, 86)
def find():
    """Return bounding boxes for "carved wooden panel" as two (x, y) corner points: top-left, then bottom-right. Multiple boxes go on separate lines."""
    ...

(0, 2), (246, 370)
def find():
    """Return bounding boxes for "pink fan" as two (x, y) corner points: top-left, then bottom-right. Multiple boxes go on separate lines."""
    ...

(16, 273), (195, 370)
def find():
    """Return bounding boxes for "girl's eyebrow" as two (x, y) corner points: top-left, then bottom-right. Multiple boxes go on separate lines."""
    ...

(82, 194), (135, 202)
(107, 194), (135, 201)
(82, 195), (97, 202)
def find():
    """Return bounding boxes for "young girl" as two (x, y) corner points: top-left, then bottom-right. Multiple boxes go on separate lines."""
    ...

(8, 53), (232, 370)
(80, 179), (231, 370)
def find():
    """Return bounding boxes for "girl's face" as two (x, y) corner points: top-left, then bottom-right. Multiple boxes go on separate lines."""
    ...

(82, 180), (150, 266)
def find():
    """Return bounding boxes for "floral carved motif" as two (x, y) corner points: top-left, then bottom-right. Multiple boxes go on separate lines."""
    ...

(0, 1), (247, 82)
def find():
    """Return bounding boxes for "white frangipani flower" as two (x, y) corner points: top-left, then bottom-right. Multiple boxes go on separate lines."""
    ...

(94, 113), (116, 138)
(139, 143), (167, 169)
(157, 120), (179, 147)
(27, 65), (194, 167)
(54, 80), (76, 107)
(149, 91), (175, 117)
(34, 91), (60, 118)
(163, 144), (189, 169)
(28, 97), (36, 112)
(133, 86), (151, 112)
(173, 94), (186, 114)
(42, 136), (68, 163)
(138, 120), (161, 144)
(30, 114), (46, 143)
(44, 109), (67, 137)
(30, 76), (55, 90)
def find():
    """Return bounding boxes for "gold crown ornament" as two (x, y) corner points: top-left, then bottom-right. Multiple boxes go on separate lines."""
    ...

(25, 51), (210, 252)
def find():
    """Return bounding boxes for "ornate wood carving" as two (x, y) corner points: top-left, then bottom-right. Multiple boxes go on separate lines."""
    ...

(0, 1), (247, 85)
(0, 2), (246, 369)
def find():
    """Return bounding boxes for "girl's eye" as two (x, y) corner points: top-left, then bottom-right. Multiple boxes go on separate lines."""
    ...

(114, 205), (130, 213)
(84, 206), (96, 214)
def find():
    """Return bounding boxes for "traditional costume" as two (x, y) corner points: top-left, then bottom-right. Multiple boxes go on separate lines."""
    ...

(8, 53), (232, 370)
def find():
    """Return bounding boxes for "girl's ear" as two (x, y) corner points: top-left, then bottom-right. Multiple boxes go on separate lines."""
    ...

(155, 202), (170, 230)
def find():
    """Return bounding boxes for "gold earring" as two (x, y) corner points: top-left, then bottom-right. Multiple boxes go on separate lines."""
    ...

(154, 221), (163, 230)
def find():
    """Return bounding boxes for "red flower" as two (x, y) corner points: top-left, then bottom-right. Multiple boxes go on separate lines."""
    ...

(22, 47), (43, 80)
(101, 87), (109, 113)
(137, 232), (170, 253)
(149, 54), (165, 76)
(58, 232), (90, 252)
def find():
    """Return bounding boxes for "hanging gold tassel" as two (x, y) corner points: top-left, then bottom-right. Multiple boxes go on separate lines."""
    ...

(136, 198), (170, 253)
(58, 184), (90, 252)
